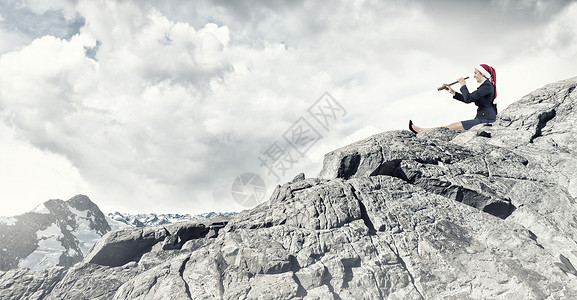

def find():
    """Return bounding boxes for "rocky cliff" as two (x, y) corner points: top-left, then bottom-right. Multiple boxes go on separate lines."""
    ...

(2, 77), (577, 299)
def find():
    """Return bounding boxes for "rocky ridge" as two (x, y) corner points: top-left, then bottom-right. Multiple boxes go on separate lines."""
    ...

(2, 77), (577, 299)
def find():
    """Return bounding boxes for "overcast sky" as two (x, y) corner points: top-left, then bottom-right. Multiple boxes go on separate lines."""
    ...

(1, 0), (577, 216)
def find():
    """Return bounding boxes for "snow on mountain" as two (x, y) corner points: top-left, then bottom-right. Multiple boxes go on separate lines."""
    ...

(69, 206), (108, 256)
(0, 216), (16, 226)
(107, 211), (236, 228)
(0, 195), (111, 271)
(32, 203), (51, 214)
(17, 223), (65, 270)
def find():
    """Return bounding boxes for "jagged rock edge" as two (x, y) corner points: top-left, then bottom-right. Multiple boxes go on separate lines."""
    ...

(368, 157), (516, 219)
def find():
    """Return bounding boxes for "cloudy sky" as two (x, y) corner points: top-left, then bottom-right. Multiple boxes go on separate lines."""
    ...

(1, 0), (577, 216)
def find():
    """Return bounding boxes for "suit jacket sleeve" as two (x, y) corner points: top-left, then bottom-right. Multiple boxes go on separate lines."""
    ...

(453, 81), (493, 104)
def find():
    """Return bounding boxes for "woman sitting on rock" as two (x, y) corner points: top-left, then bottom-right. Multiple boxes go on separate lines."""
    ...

(409, 64), (497, 133)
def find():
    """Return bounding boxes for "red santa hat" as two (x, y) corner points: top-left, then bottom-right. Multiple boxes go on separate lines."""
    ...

(475, 64), (497, 99)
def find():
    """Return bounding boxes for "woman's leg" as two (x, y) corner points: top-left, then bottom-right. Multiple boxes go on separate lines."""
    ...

(410, 121), (464, 133)
(409, 121), (425, 133)
(445, 121), (464, 130)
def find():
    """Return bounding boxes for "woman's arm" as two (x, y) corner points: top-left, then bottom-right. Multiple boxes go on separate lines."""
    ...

(446, 78), (466, 102)
(455, 86), (473, 103)
(461, 82), (494, 103)
(457, 81), (493, 104)
(446, 84), (467, 102)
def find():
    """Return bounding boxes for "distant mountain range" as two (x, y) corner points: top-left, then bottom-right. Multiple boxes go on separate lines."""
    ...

(0, 195), (235, 271)
(107, 211), (236, 228)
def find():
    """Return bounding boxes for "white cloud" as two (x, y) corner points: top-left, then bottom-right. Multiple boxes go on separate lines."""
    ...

(22, 0), (79, 19)
(0, 0), (84, 55)
(0, 123), (89, 216)
(542, 2), (577, 56)
(0, 0), (337, 215)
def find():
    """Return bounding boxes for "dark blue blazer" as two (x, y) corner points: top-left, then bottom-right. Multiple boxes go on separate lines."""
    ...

(453, 80), (497, 120)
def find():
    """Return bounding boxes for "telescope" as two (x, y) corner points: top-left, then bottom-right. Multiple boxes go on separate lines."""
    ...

(437, 76), (469, 91)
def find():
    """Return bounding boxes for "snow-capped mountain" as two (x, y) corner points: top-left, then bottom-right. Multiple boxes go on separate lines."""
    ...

(0, 195), (235, 272)
(107, 211), (236, 228)
(0, 195), (236, 272)
(0, 195), (113, 271)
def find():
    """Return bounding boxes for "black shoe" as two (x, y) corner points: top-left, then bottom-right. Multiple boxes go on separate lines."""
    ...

(409, 120), (418, 134)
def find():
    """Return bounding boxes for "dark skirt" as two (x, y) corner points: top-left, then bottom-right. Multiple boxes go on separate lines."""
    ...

(461, 118), (496, 130)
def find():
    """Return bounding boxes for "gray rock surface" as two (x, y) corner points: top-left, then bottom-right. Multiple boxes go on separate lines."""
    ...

(0, 267), (66, 300)
(2, 76), (577, 299)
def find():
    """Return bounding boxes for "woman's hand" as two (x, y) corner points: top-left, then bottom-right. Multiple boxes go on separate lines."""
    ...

(446, 85), (456, 96)
(458, 77), (466, 86)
